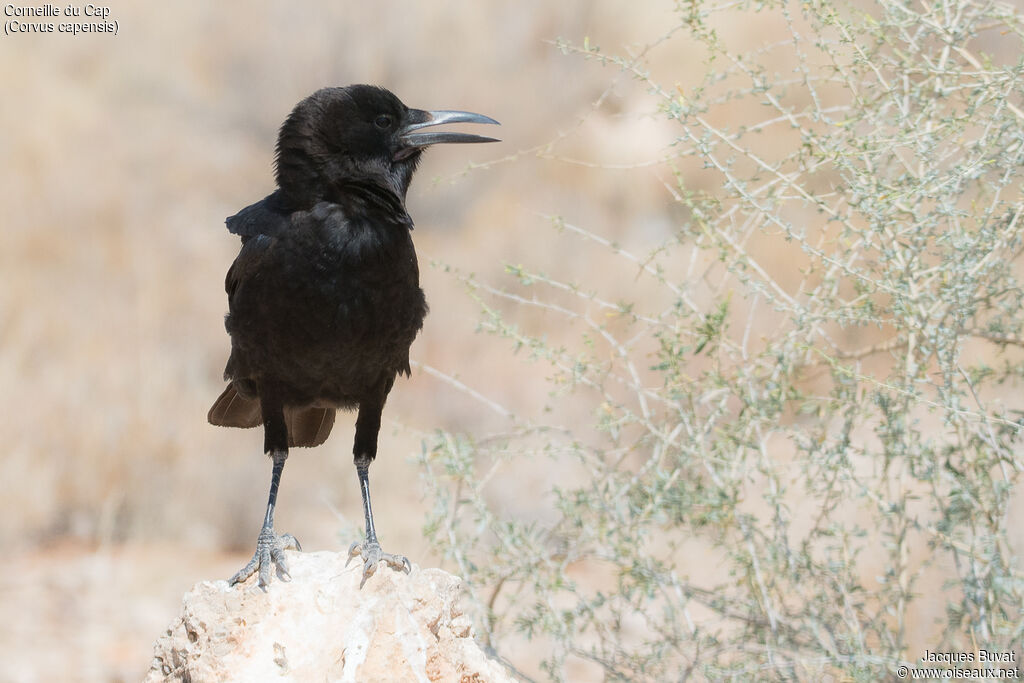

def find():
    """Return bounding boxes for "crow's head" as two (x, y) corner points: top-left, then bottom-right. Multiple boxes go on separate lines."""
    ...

(274, 85), (499, 205)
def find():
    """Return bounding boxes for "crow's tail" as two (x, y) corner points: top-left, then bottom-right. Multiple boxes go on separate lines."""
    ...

(207, 384), (335, 448)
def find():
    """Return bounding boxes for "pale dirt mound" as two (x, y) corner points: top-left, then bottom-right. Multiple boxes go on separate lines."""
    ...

(147, 551), (512, 683)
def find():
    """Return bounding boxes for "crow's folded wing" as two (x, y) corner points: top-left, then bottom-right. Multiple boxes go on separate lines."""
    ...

(225, 190), (292, 240)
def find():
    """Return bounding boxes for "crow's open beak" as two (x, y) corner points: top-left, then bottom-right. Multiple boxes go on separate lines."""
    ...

(395, 110), (500, 160)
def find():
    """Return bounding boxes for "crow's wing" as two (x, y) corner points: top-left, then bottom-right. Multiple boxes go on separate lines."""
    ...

(225, 190), (292, 241)
(224, 232), (275, 302)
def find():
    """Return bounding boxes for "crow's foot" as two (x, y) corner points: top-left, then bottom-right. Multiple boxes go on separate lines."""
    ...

(230, 529), (301, 590)
(347, 539), (411, 585)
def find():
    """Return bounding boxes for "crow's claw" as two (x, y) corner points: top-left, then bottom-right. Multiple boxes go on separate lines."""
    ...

(230, 529), (301, 590)
(347, 539), (411, 585)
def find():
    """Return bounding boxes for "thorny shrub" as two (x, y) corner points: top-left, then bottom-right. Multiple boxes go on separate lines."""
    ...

(417, 0), (1024, 679)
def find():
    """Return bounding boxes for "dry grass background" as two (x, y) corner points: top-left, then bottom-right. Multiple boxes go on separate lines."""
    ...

(2, 1), (1022, 681)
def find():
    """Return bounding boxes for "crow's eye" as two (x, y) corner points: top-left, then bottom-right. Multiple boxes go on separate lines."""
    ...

(374, 114), (393, 130)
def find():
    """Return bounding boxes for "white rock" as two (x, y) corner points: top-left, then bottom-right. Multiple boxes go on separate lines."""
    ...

(146, 551), (513, 683)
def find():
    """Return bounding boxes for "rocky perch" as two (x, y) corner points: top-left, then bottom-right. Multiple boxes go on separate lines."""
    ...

(146, 551), (513, 682)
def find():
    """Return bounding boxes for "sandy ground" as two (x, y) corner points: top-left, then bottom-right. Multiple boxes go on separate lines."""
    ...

(1, 541), (241, 682)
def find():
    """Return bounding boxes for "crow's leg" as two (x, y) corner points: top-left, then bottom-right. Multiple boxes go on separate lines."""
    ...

(229, 450), (300, 589)
(230, 393), (300, 590)
(347, 386), (410, 582)
(347, 454), (411, 578)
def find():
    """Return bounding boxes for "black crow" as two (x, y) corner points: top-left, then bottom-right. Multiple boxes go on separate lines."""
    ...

(208, 85), (498, 589)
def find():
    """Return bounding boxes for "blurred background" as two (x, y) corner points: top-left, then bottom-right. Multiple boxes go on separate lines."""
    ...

(0, 1), (693, 679)
(5, 1), (1024, 681)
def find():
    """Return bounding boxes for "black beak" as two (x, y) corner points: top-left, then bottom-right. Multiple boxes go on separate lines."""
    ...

(396, 109), (500, 160)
